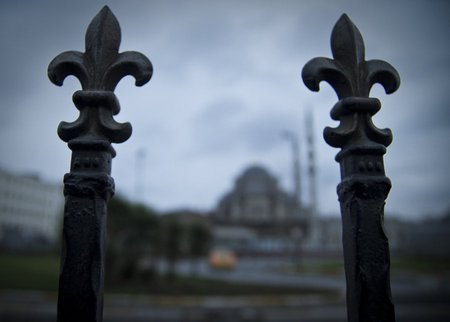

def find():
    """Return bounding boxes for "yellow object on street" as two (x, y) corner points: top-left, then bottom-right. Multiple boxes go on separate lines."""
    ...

(208, 249), (237, 270)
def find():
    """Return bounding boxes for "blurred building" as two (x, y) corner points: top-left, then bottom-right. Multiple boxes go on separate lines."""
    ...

(0, 168), (64, 249)
(303, 214), (450, 258)
(211, 165), (308, 255)
(386, 214), (450, 258)
(214, 165), (302, 225)
(302, 216), (343, 255)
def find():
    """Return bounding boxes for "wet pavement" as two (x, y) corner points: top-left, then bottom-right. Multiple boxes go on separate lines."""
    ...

(1, 258), (449, 321)
(0, 289), (449, 322)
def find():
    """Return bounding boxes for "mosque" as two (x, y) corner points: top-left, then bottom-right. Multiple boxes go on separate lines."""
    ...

(210, 113), (318, 255)
(210, 164), (311, 255)
(214, 165), (306, 226)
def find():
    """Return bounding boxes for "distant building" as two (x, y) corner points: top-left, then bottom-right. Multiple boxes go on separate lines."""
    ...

(214, 165), (304, 225)
(303, 214), (450, 258)
(211, 165), (308, 255)
(302, 216), (343, 255)
(162, 209), (211, 227)
(210, 165), (450, 258)
(0, 168), (64, 248)
(387, 214), (450, 258)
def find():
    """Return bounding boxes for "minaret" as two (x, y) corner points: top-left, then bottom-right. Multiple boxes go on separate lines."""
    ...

(282, 131), (302, 215)
(305, 110), (317, 218)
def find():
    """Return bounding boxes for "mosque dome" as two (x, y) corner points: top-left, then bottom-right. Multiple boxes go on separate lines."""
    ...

(236, 165), (277, 196)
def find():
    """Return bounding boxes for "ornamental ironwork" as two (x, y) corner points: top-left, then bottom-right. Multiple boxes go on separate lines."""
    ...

(48, 6), (152, 322)
(302, 14), (400, 322)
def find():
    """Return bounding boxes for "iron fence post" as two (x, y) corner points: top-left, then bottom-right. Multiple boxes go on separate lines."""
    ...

(302, 14), (400, 322)
(48, 6), (152, 322)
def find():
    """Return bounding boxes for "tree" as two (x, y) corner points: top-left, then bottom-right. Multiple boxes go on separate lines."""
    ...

(161, 218), (183, 279)
(106, 196), (160, 282)
(187, 222), (212, 275)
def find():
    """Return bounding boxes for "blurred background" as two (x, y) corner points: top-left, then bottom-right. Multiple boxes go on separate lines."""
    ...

(0, 0), (449, 321)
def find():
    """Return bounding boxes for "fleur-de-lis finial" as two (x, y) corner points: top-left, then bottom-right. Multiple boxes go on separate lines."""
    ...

(302, 15), (399, 321)
(302, 14), (400, 99)
(48, 6), (152, 144)
(302, 14), (400, 153)
(49, 8), (153, 321)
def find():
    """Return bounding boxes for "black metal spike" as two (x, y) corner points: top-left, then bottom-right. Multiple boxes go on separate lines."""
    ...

(301, 14), (399, 322)
(48, 7), (152, 322)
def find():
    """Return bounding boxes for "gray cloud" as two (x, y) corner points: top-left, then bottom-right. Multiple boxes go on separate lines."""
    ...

(0, 0), (448, 218)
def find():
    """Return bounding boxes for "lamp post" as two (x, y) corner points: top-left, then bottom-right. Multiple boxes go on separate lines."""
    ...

(48, 6), (152, 322)
(302, 14), (399, 322)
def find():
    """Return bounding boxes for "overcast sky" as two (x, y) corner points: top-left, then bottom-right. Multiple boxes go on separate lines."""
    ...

(0, 0), (448, 219)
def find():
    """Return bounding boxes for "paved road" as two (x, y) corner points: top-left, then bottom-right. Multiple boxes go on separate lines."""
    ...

(0, 289), (449, 322)
(1, 257), (449, 321)
(158, 258), (345, 291)
(160, 257), (450, 300)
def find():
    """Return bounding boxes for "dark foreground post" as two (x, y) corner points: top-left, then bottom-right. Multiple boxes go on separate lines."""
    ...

(302, 14), (400, 322)
(48, 6), (152, 322)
